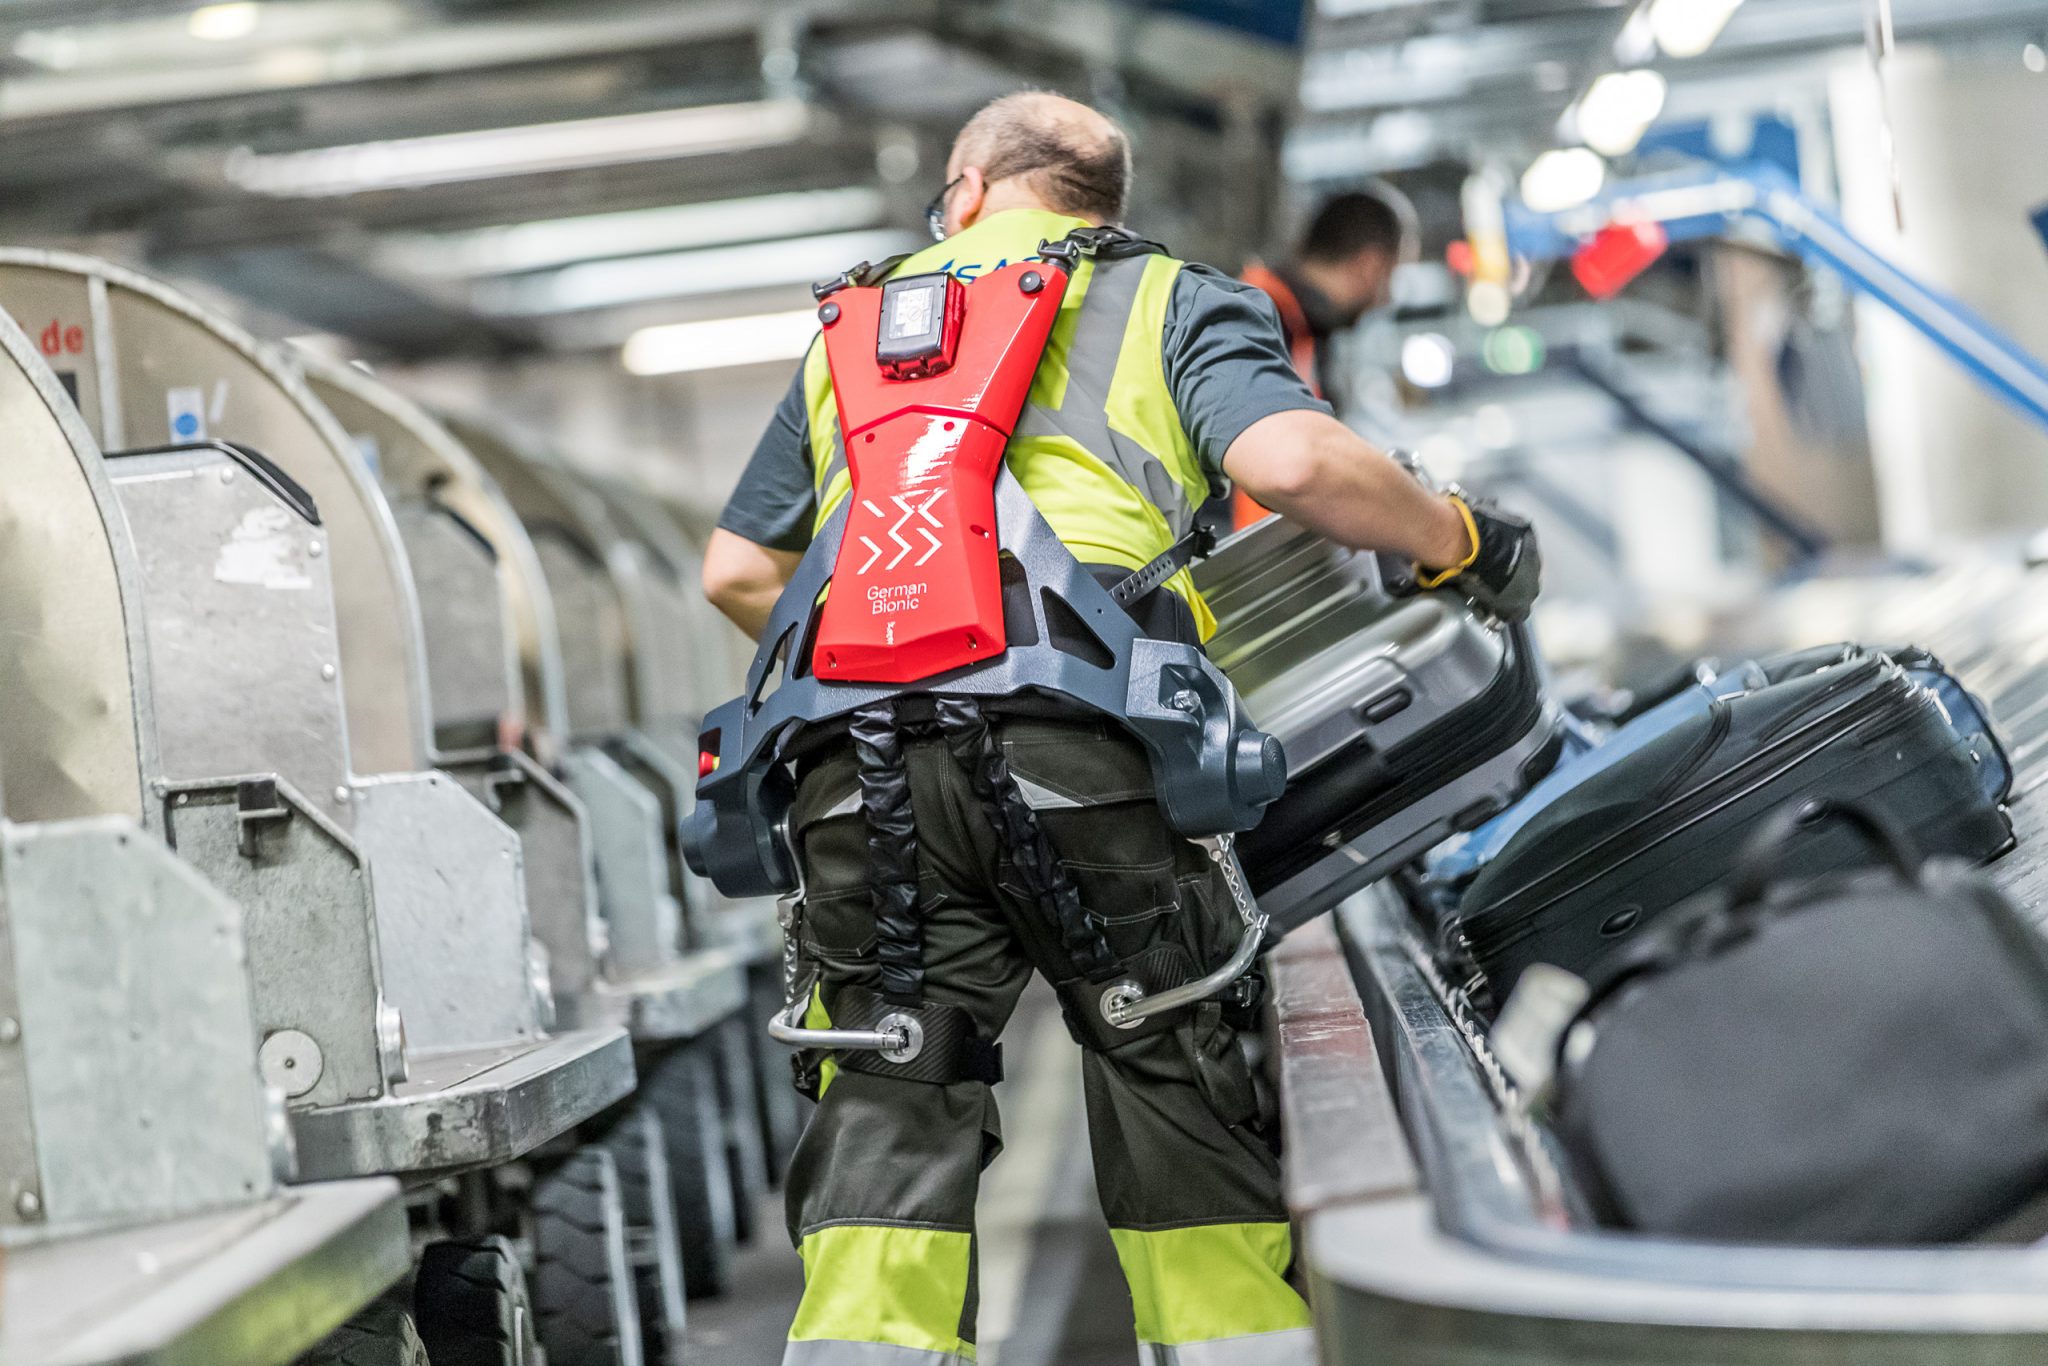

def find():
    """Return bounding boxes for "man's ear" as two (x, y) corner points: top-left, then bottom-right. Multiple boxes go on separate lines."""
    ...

(952, 167), (988, 233)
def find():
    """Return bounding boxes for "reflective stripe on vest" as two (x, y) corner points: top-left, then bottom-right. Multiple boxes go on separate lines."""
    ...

(1136, 1330), (1317, 1366)
(1013, 252), (1202, 541)
(801, 209), (1217, 637)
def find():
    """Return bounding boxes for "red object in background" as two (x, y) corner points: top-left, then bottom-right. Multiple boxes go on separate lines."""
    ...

(1445, 239), (1476, 278)
(1572, 220), (1670, 300)
(811, 261), (1068, 684)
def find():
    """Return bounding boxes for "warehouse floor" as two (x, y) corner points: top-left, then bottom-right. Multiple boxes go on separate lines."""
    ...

(686, 985), (1139, 1365)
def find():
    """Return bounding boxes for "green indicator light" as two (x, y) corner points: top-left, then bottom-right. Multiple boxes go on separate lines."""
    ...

(1483, 326), (1546, 375)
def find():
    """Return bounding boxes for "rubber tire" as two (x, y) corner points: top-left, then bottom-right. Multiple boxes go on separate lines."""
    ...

(414, 1235), (539, 1366)
(748, 961), (808, 1181)
(533, 1146), (645, 1366)
(714, 1015), (771, 1244)
(641, 1041), (737, 1298)
(300, 1292), (429, 1366)
(598, 1104), (690, 1366)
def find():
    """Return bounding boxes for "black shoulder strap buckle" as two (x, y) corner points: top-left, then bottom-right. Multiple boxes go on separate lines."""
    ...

(1109, 522), (1219, 607)
(1037, 226), (1169, 274)
(813, 252), (916, 300)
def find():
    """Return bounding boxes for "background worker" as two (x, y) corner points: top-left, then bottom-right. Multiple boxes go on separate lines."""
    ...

(704, 91), (1536, 1366)
(1234, 190), (1410, 525)
(1241, 189), (1407, 400)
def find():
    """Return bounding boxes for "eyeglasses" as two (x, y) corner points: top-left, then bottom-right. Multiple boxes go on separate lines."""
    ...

(925, 175), (964, 242)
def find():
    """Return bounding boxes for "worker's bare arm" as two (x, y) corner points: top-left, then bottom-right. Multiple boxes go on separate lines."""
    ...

(703, 528), (803, 640)
(1222, 409), (1473, 569)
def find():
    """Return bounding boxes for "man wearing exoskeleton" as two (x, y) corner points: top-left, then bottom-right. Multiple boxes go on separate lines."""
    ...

(696, 92), (1539, 1366)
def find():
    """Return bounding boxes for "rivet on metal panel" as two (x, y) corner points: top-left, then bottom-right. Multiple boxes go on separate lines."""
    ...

(0, 1017), (19, 1043)
(219, 467), (236, 484)
(334, 786), (351, 804)
(309, 539), (324, 557)
(321, 663), (337, 681)
(259, 1028), (325, 1098)
(15, 1189), (42, 1219)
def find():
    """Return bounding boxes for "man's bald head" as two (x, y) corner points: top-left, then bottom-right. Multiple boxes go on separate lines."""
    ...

(946, 92), (1131, 225)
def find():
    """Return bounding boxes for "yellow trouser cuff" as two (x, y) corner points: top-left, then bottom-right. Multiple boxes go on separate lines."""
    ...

(789, 1224), (977, 1360)
(1109, 1222), (1313, 1347)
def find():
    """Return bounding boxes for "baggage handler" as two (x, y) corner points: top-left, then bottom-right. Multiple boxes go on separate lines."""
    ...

(703, 91), (1538, 1366)
(1240, 190), (1405, 402)
(1233, 191), (1408, 526)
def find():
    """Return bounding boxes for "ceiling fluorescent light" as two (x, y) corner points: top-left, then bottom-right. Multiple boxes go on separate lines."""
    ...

(1521, 147), (1607, 214)
(382, 188), (887, 280)
(1577, 69), (1667, 157)
(9, 29), (82, 69)
(188, 3), (261, 41)
(1613, 4), (1658, 66)
(1648, 0), (1744, 59)
(225, 98), (810, 198)
(623, 309), (821, 377)
(480, 228), (918, 316)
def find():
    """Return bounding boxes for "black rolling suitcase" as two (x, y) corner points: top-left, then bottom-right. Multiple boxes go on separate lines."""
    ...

(1540, 801), (2048, 1245)
(1194, 517), (1564, 931)
(1449, 649), (2014, 1003)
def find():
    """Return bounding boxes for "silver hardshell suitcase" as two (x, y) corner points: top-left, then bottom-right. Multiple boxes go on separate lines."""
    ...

(1196, 517), (1564, 931)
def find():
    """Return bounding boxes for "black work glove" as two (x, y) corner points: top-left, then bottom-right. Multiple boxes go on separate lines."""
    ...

(1415, 491), (1541, 624)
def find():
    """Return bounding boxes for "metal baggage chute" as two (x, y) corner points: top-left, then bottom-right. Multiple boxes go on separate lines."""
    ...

(301, 355), (572, 760)
(444, 420), (693, 949)
(0, 279), (155, 829)
(583, 470), (747, 724)
(0, 306), (411, 1366)
(299, 354), (749, 1042)
(0, 251), (433, 784)
(445, 414), (785, 1247)
(0, 251), (634, 1184)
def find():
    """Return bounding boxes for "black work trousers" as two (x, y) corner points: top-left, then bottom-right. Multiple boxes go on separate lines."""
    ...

(778, 713), (1313, 1366)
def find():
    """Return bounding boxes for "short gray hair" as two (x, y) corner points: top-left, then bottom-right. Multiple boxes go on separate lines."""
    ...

(954, 92), (1132, 223)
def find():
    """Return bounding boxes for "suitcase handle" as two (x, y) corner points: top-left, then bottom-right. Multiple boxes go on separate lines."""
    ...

(1726, 798), (1922, 912)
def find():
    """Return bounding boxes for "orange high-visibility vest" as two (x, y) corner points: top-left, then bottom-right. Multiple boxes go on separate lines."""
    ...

(1235, 262), (1324, 528)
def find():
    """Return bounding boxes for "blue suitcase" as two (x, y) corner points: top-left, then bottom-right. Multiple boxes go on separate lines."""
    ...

(1425, 643), (2009, 896)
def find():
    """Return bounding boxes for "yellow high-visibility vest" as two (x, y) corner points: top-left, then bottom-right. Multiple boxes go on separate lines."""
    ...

(800, 209), (1220, 638)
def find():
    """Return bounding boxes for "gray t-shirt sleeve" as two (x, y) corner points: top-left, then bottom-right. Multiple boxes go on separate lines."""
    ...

(715, 361), (817, 553)
(1161, 264), (1333, 479)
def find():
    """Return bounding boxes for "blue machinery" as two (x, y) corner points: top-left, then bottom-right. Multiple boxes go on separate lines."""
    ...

(1500, 160), (2048, 437)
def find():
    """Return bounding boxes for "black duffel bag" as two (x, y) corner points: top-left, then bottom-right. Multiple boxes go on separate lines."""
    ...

(1547, 799), (2048, 1245)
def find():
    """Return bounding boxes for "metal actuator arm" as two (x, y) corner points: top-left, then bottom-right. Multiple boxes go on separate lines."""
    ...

(768, 995), (921, 1060)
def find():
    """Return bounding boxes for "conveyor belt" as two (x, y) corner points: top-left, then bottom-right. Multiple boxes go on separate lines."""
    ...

(1277, 561), (2048, 1365)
